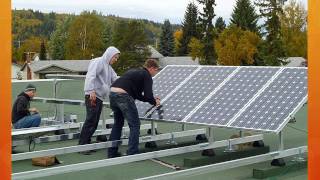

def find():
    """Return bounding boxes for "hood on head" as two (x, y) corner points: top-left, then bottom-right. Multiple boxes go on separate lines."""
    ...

(101, 46), (120, 65)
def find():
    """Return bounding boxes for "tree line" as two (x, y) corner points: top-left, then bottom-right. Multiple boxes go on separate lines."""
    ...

(159, 0), (307, 66)
(12, 10), (180, 74)
(12, 0), (307, 72)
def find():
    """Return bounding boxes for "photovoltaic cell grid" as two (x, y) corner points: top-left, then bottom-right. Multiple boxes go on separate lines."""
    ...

(135, 65), (307, 133)
(153, 66), (236, 121)
(185, 67), (281, 126)
(229, 68), (307, 132)
(136, 66), (198, 117)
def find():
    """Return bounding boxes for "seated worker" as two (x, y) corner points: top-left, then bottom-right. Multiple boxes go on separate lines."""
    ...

(108, 59), (161, 158)
(12, 84), (41, 129)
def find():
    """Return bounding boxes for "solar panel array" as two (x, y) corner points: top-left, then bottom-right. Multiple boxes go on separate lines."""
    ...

(136, 65), (307, 133)
(229, 68), (307, 132)
(184, 67), (281, 127)
(154, 66), (236, 121)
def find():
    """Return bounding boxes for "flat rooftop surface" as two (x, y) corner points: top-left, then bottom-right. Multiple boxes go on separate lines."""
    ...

(12, 80), (308, 180)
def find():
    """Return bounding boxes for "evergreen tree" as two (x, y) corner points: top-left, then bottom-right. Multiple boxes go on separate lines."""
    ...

(177, 2), (198, 56)
(255, 0), (285, 65)
(112, 20), (150, 75)
(40, 12), (56, 39)
(197, 0), (217, 65)
(102, 24), (113, 49)
(231, 0), (259, 33)
(49, 17), (72, 60)
(215, 17), (226, 33)
(39, 40), (46, 60)
(159, 20), (175, 56)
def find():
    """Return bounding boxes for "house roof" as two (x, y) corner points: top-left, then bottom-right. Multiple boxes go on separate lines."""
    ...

(23, 60), (91, 73)
(159, 56), (199, 67)
(148, 45), (164, 59)
(284, 57), (307, 67)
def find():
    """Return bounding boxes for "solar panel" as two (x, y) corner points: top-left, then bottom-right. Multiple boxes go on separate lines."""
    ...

(153, 66), (237, 121)
(134, 65), (307, 133)
(184, 67), (281, 126)
(136, 66), (198, 117)
(228, 68), (307, 132)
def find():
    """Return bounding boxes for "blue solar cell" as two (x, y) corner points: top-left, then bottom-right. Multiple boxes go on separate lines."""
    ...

(229, 68), (307, 132)
(136, 66), (198, 117)
(185, 67), (281, 126)
(155, 66), (237, 121)
(135, 65), (307, 133)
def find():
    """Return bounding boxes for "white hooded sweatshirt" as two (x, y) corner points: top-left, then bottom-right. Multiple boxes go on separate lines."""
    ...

(84, 46), (120, 100)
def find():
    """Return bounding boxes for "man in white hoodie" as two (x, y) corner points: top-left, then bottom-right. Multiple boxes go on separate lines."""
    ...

(79, 46), (120, 151)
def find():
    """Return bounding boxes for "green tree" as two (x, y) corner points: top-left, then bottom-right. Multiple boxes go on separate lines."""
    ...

(215, 17), (226, 33)
(12, 10), (42, 42)
(39, 12), (56, 39)
(39, 40), (47, 60)
(214, 26), (261, 65)
(173, 29), (183, 53)
(188, 37), (204, 61)
(255, 0), (285, 66)
(231, 0), (259, 33)
(159, 20), (175, 56)
(112, 20), (150, 75)
(177, 2), (199, 56)
(12, 10), (57, 42)
(197, 0), (217, 65)
(49, 17), (73, 60)
(102, 24), (113, 49)
(16, 36), (42, 63)
(65, 11), (105, 59)
(280, 0), (307, 58)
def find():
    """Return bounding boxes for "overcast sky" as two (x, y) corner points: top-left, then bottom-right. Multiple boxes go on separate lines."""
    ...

(12, 0), (307, 24)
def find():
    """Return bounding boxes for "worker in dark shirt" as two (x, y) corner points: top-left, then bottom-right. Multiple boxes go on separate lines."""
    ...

(108, 59), (160, 158)
(12, 84), (41, 129)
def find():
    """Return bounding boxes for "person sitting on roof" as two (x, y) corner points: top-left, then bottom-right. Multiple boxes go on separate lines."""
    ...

(12, 84), (41, 129)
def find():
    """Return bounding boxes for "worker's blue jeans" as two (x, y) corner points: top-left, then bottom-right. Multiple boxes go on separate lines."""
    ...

(13, 113), (41, 129)
(79, 95), (103, 145)
(108, 92), (140, 157)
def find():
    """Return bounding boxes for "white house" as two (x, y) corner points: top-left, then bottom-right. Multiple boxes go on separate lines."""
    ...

(11, 63), (22, 80)
(20, 60), (91, 79)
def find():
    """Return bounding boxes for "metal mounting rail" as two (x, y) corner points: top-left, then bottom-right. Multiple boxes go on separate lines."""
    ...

(137, 146), (307, 180)
(12, 134), (263, 179)
(12, 128), (206, 161)
(12, 124), (152, 147)
(32, 97), (110, 108)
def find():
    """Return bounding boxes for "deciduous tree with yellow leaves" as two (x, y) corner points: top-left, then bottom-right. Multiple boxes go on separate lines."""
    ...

(214, 26), (260, 65)
(188, 37), (204, 62)
(173, 29), (183, 54)
(280, 0), (307, 58)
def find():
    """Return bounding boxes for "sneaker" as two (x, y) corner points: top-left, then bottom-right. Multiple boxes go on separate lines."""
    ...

(96, 135), (108, 142)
